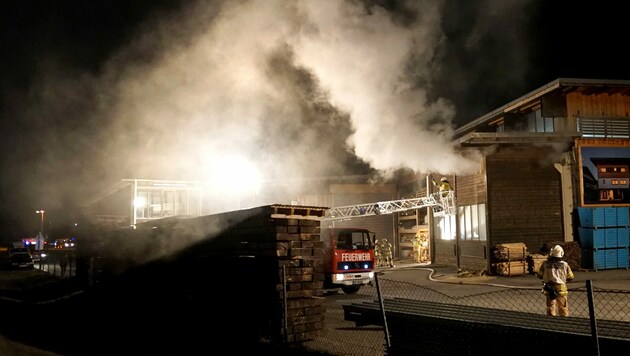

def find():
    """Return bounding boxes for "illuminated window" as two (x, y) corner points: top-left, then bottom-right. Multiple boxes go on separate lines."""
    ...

(456, 204), (487, 241)
(435, 214), (456, 241)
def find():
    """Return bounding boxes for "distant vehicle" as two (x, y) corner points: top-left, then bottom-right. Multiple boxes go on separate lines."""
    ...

(30, 250), (46, 263)
(8, 247), (34, 269)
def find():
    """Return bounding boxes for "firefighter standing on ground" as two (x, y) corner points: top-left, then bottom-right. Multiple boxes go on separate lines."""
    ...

(374, 238), (383, 267)
(537, 245), (575, 316)
(379, 238), (395, 267)
(413, 230), (429, 262)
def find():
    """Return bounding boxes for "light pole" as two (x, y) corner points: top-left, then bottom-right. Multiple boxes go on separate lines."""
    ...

(35, 210), (45, 234)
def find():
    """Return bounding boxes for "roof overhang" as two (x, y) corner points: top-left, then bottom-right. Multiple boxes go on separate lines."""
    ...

(457, 132), (582, 147)
(454, 78), (630, 139)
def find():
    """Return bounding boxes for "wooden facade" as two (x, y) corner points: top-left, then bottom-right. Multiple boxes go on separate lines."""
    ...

(486, 147), (564, 249)
(433, 173), (488, 268)
(443, 78), (630, 272)
(451, 173), (488, 270)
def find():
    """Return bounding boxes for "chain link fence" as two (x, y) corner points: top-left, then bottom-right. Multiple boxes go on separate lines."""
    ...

(301, 272), (630, 355)
(36, 249), (76, 279)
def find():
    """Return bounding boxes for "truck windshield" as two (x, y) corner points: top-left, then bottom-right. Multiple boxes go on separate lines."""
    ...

(337, 231), (371, 250)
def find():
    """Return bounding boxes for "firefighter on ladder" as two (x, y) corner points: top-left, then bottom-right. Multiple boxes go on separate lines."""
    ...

(432, 176), (454, 213)
(432, 177), (453, 197)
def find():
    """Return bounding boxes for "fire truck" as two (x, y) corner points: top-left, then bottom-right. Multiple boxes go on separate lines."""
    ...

(318, 226), (376, 294)
(320, 192), (454, 293)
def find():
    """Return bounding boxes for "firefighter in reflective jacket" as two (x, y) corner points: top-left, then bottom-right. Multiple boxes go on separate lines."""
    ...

(379, 238), (395, 267)
(432, 177), (453, 197)
(413, 230), (429, 262)
(537, 245), (575, 316)
(374, 238), (383, 267)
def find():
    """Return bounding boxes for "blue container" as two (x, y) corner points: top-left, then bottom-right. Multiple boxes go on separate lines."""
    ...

(618, 248), (629, 269)
(619, 228), (630, 248)
(618, 207), (630, 226)
(582, 247), (629, 270)
(605, 249), (619, 269)
(605, 228), (619, 248)
(594, 249), (607, 269)
(604, 208), (619, 227)
(577, 207), (604, 227)
(578, 227), (606, 249)
(577, 207), (630, 228)
(582, 248), (605, 270)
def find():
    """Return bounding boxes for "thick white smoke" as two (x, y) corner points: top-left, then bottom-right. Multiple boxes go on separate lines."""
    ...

(7, 0), (492, 231)
(291, 1), (477, 174)
(97, 0), (476, 198)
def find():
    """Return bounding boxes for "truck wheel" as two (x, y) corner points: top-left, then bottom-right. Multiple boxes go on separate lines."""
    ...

(341, 285), (361, 294)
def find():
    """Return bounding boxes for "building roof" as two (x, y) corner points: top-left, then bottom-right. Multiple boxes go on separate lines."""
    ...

(454, 78), (630, 146)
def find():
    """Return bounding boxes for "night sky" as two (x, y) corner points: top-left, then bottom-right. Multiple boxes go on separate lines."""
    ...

(1, 0), (629, 241)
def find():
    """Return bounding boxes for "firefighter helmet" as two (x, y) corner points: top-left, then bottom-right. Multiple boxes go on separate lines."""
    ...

(550, 245), (564, 258)
(440, 177), (448, 182)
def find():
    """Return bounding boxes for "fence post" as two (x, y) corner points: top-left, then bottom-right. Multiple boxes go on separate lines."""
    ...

(586, 280), (600, 356)
(374, 272), (391, 348)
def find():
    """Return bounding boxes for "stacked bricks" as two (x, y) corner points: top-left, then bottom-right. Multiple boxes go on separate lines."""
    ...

(131, 204), (329, 345)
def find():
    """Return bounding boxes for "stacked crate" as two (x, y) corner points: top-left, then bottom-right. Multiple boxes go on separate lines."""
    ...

(131, 204), (328, 346)
(269, 208), (327, 343)
(209, 204), (327, 344)
(577, 207), (629, 270)
(526, 254), (547, 274)
(492, 242), (528, 276)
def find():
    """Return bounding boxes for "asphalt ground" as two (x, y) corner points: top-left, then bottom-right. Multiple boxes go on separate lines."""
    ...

(377, 257), (630, 291)
(0, 266), (334, 356)
(1, 258), (630, 355)
(0, 268), (69, 356)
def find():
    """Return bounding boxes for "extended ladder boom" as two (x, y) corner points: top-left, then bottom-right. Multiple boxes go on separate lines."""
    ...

(324, 192), (455, 221)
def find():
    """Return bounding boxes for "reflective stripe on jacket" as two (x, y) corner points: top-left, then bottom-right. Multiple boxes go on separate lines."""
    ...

(537, 260), (574, 295)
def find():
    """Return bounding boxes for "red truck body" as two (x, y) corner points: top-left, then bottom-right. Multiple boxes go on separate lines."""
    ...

(319, 226), (375, 294)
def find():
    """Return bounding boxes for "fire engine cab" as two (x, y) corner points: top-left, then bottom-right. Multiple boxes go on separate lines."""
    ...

(319, 226), (375, 294)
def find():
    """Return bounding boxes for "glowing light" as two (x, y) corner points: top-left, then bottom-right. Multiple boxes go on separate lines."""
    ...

(208, 155), (261, 196)
(133, 197), (146, 208)
(35, 210), (45, 234)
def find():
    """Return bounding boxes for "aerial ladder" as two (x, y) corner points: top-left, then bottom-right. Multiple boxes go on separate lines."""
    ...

(323, 191), (455, 221)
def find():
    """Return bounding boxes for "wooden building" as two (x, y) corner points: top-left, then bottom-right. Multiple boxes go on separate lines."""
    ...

(427, 78), (630, 271)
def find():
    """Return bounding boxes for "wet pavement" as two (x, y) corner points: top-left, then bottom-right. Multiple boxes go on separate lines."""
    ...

(377, 257), (630, 291)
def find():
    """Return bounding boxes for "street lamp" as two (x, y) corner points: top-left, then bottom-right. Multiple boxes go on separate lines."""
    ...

(35, 210), (45, 234)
